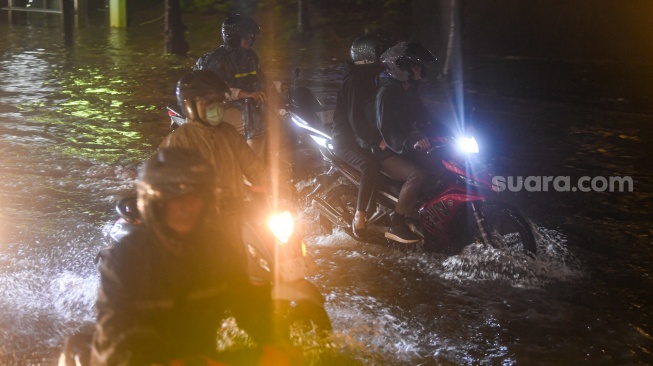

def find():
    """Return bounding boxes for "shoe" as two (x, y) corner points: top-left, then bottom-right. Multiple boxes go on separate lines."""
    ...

(352, 217), (367, 240)
(406, 216), (421, 230)
(385, 223), (421, 244)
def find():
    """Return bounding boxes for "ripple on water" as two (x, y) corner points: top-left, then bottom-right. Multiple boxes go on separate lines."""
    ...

(299, 213), (584, 364)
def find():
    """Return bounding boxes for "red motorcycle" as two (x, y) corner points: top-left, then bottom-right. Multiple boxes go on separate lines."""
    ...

(286, 107), (537, 256)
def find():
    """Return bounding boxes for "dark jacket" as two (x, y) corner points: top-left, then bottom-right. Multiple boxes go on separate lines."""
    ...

(90, 224), (272, 366)
(194, 45), (265, 93)
(158, 119), (269, 202)
(376, 78), (432, 155)
(194, 45), (269, 139)
(331, 62), (383, 151)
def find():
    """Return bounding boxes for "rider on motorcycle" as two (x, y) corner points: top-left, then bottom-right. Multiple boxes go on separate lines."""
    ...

(194, 14), (269, 158)
(331, 34), (396, 239)
(158, 70), (284, 261)
(375, 42), (445, 244)
(90, 147), (281, 365)
(159, 69), (270, 205)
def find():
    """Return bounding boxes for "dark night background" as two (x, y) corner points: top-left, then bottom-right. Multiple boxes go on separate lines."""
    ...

(4, 0), (653, 113)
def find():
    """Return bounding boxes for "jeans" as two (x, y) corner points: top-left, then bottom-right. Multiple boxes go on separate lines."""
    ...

(379, 154), (425, 218)
(333, 141), (381, 213)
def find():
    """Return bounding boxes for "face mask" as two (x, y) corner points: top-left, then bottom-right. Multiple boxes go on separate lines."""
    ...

(204, 103), (224, 126)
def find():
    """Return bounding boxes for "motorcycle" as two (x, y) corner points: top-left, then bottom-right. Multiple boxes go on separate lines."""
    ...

(58, 196), (330, 366)
(285, 106), (538, 256)
(166, 78), (330, 184)
(112, 195), (331, 331)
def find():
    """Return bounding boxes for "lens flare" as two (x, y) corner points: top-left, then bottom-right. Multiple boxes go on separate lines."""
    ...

(456, 136), (479, 154)
(268, 211), (294, 243)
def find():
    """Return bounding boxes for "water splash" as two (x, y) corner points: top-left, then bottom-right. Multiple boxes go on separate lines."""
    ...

(438, 226), (583, 288)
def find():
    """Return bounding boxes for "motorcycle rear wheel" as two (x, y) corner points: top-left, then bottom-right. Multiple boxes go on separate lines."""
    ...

(449, 201), (537, 256)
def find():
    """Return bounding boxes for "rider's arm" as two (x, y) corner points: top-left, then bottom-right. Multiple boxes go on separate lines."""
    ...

(224, 125), (270, 189)
(348, 75), (382, 148)
(376, 84), (422, 154)
(91, 233), (166, 366)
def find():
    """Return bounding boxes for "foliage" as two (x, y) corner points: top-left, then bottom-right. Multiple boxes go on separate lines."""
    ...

(180, 0), (260, 14)
(180, 0), (229, 13)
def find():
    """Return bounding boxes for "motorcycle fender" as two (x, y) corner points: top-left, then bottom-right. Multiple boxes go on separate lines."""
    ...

(272, 279), (325, 305)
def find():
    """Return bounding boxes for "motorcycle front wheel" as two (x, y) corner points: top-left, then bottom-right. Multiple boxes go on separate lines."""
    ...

(449, 201), (537, 256)
(319, 184), (358, 239)
(274, 300), (332, 340)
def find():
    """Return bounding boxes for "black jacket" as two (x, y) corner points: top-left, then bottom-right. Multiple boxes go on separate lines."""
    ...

(376, 78), (433, 155)
(194, 45), (266, 93)
(90, 224), (272, 365)
(331, 62), (383, 151)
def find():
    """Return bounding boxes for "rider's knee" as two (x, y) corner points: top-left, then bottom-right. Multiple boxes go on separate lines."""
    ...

(361, 156), (381, 173)
(408, 168), (425, 185)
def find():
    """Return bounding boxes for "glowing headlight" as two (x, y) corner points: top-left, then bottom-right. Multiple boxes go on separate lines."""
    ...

(456, 136), (479, 154)
(268, 211), (294, 243)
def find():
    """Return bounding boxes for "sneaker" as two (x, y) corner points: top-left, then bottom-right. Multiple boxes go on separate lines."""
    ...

(385, 223), (421, 244)
(352, 217), (367, 240)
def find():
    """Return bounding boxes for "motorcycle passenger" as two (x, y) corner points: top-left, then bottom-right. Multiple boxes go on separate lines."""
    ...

(194, 14), (268, 158)
(90, 147), (279, 365)
(331, 34), (395, 239)
(159, 69), (270, 207)
(375, 42), (442, 244)
(157, 69), (280, 267)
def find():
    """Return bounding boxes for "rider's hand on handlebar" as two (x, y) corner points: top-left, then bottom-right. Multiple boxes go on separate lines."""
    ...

(379, 140), (388, 151)
(239, 90), (267, 102)
(413, 137), (431, 151)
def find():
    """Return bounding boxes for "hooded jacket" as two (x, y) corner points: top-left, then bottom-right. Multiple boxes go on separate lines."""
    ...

(90, 223), (272, 365)
(375, 78), (432, 154)
(331, 62), (383, 151)
(158, 119), (269, 203)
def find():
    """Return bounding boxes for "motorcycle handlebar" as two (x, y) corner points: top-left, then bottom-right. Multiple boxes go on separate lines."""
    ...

(414, 136), (448, 154)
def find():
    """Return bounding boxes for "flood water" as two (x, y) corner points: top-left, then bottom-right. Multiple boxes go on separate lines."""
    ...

(1, 19), (652, 366)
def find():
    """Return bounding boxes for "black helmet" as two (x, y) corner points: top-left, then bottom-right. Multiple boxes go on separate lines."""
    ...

(221, 14), (261, 48)
(137, 147), (219, 236)
(176, 70), (229, 121)
(350, 34), (397, 65)
(380, 42), (437, 82)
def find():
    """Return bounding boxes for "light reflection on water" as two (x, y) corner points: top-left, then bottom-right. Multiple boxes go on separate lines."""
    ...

(300, 215), (581, 364)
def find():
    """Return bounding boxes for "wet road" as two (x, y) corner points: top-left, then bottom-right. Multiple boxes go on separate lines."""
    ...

(1, 20), (652, 365)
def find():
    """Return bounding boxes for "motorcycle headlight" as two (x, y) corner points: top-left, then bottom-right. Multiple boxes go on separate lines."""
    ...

(456, 136), (479, 154)
(268, 211), (294, 243)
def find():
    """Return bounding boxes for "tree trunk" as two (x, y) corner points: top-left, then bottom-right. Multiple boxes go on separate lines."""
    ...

(164, 0), (188, 56)
(298, 0), (309, 34)
(410, 0), (460, 77)
(442, 0), (458, 77)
